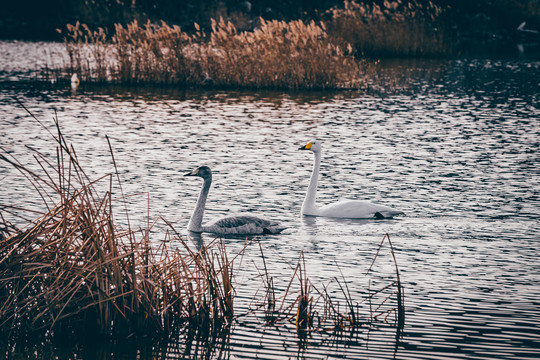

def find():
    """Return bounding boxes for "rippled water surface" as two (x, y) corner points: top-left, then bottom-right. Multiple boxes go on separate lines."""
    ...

(1, 41), (539, 359)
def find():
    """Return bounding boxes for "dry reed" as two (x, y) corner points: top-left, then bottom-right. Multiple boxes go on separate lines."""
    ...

(57, 17), (371, 89)
(254, 235), (405, 338)
(326, 0), (451, 57)
(0, 105), (235, 342)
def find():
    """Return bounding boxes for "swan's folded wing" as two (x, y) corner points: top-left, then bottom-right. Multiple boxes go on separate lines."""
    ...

(210, 215), (262, 228)
(205, 215), (284, 235)
(319, 200), (403, 219)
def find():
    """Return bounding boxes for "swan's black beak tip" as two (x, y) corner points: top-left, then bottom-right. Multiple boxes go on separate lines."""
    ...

(298, 145), (308, 150)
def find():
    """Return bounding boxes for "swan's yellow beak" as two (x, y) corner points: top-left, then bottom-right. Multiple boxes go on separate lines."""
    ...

(298, 142), (312, 150)
(184, 168), (199, 176)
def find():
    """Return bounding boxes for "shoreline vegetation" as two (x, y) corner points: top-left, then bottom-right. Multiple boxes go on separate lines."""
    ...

(59, 17), (371, 90)
(55, 1), (451, 90)
(3, 0), (537, 90)
(0, 107), (405, 355)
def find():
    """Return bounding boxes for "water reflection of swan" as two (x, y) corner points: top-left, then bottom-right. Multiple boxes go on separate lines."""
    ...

(185, 166), (284, 235)
(298, 141), (403, 219)
(187, 230), (204, 249)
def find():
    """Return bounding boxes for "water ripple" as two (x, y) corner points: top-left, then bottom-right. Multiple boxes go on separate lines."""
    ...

(1, 44), (539, 359)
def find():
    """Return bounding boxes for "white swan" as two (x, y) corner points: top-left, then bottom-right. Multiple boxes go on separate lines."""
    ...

(71, 73), (79, 90)
(298, 141), (403, 219)
(185, 166), (284, 235)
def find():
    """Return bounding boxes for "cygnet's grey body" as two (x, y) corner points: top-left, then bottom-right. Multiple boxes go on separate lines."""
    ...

(185, 166), (283, 235)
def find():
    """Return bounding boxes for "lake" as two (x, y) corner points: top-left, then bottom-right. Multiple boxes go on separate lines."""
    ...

(0, 40), (539, 359)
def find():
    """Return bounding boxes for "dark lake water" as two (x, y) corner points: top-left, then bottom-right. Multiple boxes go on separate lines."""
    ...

(0, 40), (539, 359)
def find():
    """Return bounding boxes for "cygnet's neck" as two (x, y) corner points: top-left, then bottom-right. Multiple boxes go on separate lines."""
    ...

(188, 176), (211, 232)
(302, 150), (321, 213)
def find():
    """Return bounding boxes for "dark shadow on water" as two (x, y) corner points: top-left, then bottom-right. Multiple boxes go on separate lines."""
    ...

(0, 79), (356, 106)
(1, 321), (232, 360)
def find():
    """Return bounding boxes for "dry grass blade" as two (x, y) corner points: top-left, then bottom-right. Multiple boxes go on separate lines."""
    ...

(365, 233), (405, 335)
(334, 262), (357, 325)
(295, 251), (311, 333)
(385, 233), (405, 333)
(256, 241), (277, 324)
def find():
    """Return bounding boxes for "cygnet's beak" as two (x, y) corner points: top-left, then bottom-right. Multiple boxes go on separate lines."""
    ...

(184, 169), (197, 177)
(298, 142), (312, 151)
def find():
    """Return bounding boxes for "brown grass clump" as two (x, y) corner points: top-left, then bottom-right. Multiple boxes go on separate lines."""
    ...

(204, 17), (367, 89)
(254, 236), (405, 339)
(326, 0), (451, 57)
(0, 106), (234, 341)
(63, 22), (112, 83)
(58, 17), (370, 89)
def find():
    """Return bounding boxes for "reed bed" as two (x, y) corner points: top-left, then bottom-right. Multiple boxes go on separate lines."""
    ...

(254, 235), (405, 339)
(58, 17), (370, 89)
(0, 107), (234, 341)
(55, 1), (452, 89)
(326, 0), (451, 57)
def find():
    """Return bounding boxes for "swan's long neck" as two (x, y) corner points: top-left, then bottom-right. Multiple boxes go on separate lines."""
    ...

(187, 176), (211, 232)
(302, 150), (321, 213)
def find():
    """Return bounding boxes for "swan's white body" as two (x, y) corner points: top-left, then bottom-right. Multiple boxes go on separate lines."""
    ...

(185, 166), (283, 235)
(299, 141), (403, 219)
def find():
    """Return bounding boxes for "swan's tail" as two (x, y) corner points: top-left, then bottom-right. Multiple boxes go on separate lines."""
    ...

(263, 225), (286, 235)
(374, 210), (405, 220)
